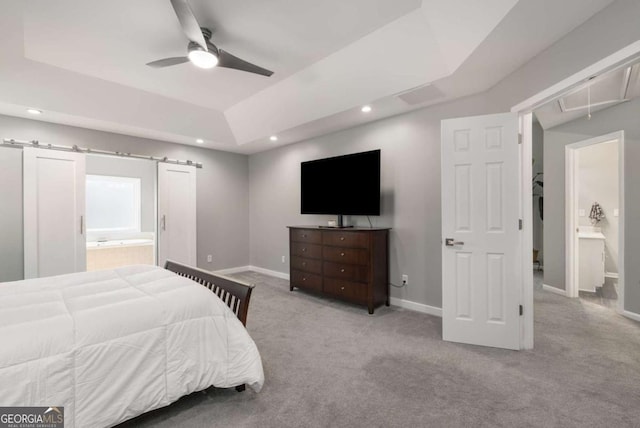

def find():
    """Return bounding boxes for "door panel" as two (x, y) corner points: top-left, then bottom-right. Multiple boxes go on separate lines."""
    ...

(441, 113), (520, 350)
(23, 147), (86, 278)
(157, 163), (196, 267)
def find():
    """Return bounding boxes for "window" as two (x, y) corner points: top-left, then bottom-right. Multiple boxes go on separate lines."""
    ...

(86, 175), (141, 238)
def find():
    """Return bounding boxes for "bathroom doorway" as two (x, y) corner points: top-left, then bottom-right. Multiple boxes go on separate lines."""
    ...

(85, 155), (157, 271)
(565, 131), (624, 312)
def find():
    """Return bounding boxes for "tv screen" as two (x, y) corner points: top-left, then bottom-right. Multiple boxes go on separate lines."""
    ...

(301, 150), (381, 216)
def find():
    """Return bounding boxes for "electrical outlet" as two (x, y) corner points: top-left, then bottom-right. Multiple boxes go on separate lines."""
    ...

(402, 274), (408, 285)
(282, 255), (286, 263)
(207, 255), (212, 263)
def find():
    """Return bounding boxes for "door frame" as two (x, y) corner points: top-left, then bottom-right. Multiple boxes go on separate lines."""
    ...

(565, 132), (624, 308)
(510, 40), (640, 349)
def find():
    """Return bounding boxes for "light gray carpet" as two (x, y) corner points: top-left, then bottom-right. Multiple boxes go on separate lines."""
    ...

(119, 271), (640, 428)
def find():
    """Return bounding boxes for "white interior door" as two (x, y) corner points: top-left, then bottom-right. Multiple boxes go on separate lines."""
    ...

(23, 147), (86, 279)
(157, 163), (197, 267)
(441, 113), (521, 350)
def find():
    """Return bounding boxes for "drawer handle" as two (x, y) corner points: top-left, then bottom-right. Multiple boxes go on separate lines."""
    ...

(341, 286), (345, 290)
(302, 277), (306, 281)
(302, 234), (307, 238)
(302, 262), (307, 266)
(340, 236), (345, 241)
(340, 268), (345, 273)
(340, 252), (345, 257)
(302, 248), (307, 252)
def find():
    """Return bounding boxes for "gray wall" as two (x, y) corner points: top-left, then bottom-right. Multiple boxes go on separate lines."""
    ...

(85, 155), (156, 238)
(543, 95), (640, 313)
(250, 94), (508, 307)
(249, 0), (640, 310)
(0, 115), (249, 282)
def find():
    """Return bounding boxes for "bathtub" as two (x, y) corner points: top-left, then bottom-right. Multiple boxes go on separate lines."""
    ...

(86, 238), (155, 271)
(86, 238), (154, 249)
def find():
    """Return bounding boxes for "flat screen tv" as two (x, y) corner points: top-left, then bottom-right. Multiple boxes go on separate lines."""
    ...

(301, 150), (381, 223)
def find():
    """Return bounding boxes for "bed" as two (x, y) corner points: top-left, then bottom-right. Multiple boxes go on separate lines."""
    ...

(0, 261), (264, 427)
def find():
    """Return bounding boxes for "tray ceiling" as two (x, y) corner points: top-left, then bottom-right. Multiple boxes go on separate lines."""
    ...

(0, 0), (616, 153)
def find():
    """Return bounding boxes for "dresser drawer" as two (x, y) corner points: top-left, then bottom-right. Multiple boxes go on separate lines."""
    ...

(324, 278), (367, 302)
(291, 229), (322, 244)
(323, 246), (369, 265)
(291, 256), (322, 274)
(291, 242), (322, 259)
(322, 231), (369, 248)
(323, 262), (368, 282)
(291, 270), (322, 292)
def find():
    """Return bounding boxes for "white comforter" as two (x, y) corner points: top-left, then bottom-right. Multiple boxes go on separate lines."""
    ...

(0, 265), (264, 427)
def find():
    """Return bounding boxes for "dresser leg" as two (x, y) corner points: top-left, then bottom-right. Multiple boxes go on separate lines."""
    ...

(290, 284), (294, 291)
(368, 305), (374, 315)
(385, 298), (390, 307)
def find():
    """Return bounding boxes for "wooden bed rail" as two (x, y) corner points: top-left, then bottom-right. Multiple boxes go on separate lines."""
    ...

(164, 260), (255, 326)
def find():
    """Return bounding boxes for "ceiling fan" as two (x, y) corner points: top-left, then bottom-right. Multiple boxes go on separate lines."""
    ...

(146, 0), (273, 77)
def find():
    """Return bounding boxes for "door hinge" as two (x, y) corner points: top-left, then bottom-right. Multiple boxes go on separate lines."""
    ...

(519, 219), (523, 230)
(518, 133), (523, 144)
(519, 305), (523, 316)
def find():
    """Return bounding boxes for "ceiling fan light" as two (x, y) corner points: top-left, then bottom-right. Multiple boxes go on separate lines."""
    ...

(188, 49), (218, 69)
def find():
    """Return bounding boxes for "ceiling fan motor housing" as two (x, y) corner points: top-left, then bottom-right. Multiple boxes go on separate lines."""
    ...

(200, 27), (213, 41)
(188, 40), (219, 57)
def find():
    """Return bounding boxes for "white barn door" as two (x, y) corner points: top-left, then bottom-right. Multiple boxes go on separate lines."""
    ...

(441, 113), (521, 350)
(157, 163), (197, 267)
(23, 147), (86, 279)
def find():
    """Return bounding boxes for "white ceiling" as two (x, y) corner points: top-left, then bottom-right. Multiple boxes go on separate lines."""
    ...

(0, 0), (616, 154)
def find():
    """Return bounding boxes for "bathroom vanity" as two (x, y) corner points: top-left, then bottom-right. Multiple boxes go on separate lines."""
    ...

(578, 229), (606, 292)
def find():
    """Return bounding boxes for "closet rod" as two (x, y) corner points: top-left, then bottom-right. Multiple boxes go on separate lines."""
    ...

(1, 138), (203, 169)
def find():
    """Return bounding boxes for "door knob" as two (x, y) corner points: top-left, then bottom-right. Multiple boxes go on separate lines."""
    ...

(445, 238), (464, 247)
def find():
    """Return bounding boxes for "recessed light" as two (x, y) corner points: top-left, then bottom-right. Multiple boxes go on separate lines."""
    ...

(270, 135), (278, 142)
(361, 105), (372, 113)
(27, 108), (42, 115)
(196, 138), (204, 144)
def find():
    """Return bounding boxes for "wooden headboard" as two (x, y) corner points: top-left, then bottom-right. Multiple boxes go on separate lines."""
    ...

(164, 260), (255, 326)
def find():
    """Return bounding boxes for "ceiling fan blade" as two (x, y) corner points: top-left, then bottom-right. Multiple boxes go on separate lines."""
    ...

(218, 49), (273, 77)
(146, 57), (190, 68)
(170, 0), (207, 50)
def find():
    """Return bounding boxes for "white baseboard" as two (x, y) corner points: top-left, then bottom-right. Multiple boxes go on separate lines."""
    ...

(212, 265), (290, 280)
(247, 266), (290, 280)
(605, 272), (619, 279)
(212, 265), (251, 276)
(390, 297), (442, 317)
(543, 284), (567, 296)
(622, 310), (640, 323)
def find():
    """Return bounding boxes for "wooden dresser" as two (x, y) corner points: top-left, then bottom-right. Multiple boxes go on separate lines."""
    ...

(288, 226), (390, 314)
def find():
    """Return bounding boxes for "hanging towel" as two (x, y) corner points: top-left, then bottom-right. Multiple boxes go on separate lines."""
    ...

(589, 202), (605, 224)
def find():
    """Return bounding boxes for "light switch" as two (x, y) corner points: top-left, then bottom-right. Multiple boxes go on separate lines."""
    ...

(578, 209), (586, 217)
(614, 209), (619, 217)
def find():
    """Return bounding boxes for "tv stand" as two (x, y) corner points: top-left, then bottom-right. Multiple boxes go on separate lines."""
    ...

(287, 226), (390, 314)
